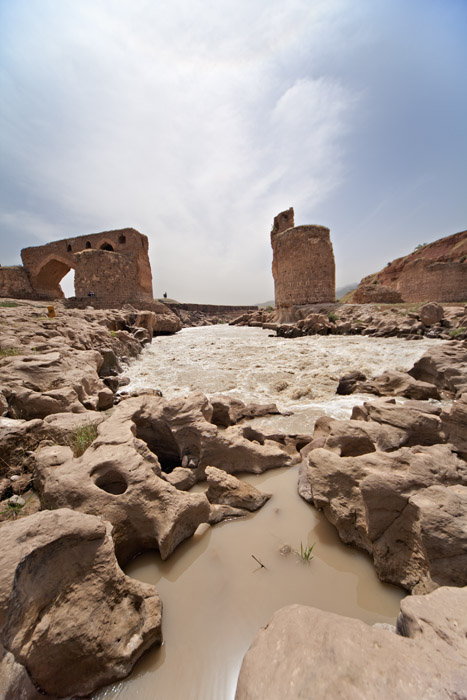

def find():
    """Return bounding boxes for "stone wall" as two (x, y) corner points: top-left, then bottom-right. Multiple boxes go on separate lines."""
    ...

(271, 208), (294, 236)
(1, 228), (154, 308)
(165, 303), (257, 314)
(0, 266), (35, 299)
(271, 210), (335, 308)
(388, 259), (466, 302)
(357, 229), (467, 303)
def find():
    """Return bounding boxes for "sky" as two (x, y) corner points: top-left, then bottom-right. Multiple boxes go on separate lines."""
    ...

(1, 0), (466, 304)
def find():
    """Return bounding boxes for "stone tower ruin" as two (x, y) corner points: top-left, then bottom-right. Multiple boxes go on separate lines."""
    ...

(271, 208), (335, 310)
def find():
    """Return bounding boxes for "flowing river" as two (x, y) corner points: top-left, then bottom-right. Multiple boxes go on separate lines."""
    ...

(95, 326), (442, 700)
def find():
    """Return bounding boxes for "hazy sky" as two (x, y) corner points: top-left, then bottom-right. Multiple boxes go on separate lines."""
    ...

(1, 0), (466, 303)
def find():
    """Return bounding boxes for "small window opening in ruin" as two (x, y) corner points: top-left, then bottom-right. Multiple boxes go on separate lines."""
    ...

(100, 243), (114, 251)
(61, 268), (75, 298)
(85, 241), (92, 249)
(118, 234), (126, 244)
(66, 244), (72, 252)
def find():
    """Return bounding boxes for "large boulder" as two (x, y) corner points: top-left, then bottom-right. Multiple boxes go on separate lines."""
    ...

(235, 587), (467, 700)
(210, 395), (281, 428)
(0, 509), (161, 698)
(350, 397), (444, 446)
(419, 301), (444, 326)
(299, 443), (467, 591)
(336, 369), (440, 400)
(409, 340), (467, 396)
(205, 466), (271, 511)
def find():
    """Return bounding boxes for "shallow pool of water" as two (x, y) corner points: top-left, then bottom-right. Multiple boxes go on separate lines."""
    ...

(95, 464), (404, 700)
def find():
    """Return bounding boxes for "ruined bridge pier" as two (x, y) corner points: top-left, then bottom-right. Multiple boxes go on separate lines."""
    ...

(270, 208), (335, 319)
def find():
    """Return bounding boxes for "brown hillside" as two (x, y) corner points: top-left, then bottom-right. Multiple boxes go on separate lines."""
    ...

(356, 229), (467, 302)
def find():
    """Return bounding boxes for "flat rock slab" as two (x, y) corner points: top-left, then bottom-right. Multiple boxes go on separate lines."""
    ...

(236, 586), (467, 700)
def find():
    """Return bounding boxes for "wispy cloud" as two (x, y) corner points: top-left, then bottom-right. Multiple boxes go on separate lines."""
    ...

(0, 0), (357, 302)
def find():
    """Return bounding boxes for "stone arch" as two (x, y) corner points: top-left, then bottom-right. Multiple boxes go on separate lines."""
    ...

(32, 254), (75, 299)
(99, 241), (114, 251)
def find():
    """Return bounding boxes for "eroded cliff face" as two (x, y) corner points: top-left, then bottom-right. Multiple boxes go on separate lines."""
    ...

(356, 229), (467, 302)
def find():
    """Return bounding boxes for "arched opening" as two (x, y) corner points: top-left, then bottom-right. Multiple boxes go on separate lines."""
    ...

(67, 244), (72, 252)
(100, 243), (114, 251)
(33, 258), (75, 299)
(118, 234), (126, 245)
(60, 268), (75, 298)
(85, 241), (92, 249)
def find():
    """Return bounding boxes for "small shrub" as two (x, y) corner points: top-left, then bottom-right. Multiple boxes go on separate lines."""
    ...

(0, 347), (19, 357)
(449, 327), (466, 339)
(266, 306), (274, 312)
(66, 423), (98, 457)
(327, 311), (338, 323)
(414, 243), (428, 252)
(0, 301), (20, 308)
(299, 542), (315, 562)
(110, 330), (117, 338)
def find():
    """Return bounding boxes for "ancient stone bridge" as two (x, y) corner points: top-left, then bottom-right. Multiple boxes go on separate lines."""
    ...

(1, 228), (154, 308)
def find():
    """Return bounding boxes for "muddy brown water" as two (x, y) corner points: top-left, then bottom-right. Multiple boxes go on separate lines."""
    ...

(94, 327), (442, 700)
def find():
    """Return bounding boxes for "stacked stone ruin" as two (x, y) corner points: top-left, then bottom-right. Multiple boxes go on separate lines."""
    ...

(0, 228), (154, 309)
(270, 208), (335, 312)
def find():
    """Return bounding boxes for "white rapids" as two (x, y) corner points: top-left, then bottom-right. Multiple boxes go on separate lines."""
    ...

(121, 325), (443, 433)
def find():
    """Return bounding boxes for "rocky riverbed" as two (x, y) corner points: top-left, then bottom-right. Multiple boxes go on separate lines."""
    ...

(0, 300), (466, 699)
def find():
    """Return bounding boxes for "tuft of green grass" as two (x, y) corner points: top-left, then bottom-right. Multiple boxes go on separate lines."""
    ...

(0, 347), (20, 357)
(299, 542), (315, 562)
(1, 496), (31, 520)
(66, 423), (98, 457)
(110, 330), (117, 338)
(327, 311), (338, 323)
(449, 327), (466, 339)
(0, 301), (20, 308)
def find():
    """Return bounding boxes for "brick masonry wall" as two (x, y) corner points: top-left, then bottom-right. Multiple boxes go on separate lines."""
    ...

(165, 303), (257, 313)
(271, 223), (336, 306)
(358, 229), (467, 302)
(392, 260), (467, 302)
(20, 228), (153, 301)
(0, 266), (35, 299)
(74, 248), (152, 307)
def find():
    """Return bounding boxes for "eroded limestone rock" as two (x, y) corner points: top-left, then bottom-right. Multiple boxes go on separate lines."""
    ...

(205, 466), (271, 511)
(0, 509), (162, 698)
(34, 392), (294, 562)
(409, 340), (467, 396)
(299, 442), (467, 591)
